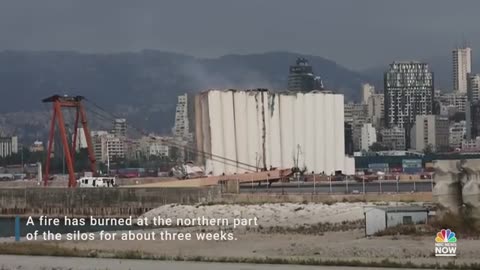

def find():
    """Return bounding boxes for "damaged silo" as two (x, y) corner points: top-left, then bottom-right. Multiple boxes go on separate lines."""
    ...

(460, 160), (480, 220)
(193, 89), (353, 176)
(432, 159), (463, 214)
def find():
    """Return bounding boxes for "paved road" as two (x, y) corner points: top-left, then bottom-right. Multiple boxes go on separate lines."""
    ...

(0, 255), (427, 270)
(240, 181), (433, 194)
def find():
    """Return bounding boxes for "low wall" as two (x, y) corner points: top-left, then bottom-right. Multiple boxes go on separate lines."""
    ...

(0, 177), (174, 188)
(0, 186), (220, 217)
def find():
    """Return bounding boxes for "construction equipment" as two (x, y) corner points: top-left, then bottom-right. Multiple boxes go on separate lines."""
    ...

(43, 95), (96, 187)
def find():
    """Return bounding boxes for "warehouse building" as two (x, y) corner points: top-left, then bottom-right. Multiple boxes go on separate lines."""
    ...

(193, 89), (354, 176)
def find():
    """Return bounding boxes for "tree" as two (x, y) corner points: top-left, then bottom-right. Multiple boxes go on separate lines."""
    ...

(369, 142), (390, 152)
(423, 144), (434, 155)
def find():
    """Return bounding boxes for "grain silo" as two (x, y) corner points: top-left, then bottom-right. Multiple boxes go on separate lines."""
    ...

(193, 89), (354, 176)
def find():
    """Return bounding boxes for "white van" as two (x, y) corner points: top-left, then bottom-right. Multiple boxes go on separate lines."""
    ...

(77, 177), (116, 188)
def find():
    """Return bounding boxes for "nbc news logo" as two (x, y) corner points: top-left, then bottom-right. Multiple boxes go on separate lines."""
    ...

(435, 229), (457, 257)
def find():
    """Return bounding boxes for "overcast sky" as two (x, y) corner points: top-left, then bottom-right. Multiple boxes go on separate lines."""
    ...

(0, 0), (478, 70)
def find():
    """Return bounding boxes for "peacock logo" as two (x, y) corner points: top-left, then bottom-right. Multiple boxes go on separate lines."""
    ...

(435, 229), (457, 257)
(435, 229), (457, 243)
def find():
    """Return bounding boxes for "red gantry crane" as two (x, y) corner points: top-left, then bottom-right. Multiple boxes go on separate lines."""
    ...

(43, 95), (97, 187)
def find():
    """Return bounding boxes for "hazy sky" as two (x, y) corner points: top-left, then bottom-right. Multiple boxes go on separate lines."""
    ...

(0, 0), (478, 70)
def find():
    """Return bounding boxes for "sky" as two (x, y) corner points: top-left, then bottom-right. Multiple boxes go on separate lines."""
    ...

(0, 0), (479, 70)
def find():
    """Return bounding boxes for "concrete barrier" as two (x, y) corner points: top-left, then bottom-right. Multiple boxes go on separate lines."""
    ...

(0, 186), (220, 217)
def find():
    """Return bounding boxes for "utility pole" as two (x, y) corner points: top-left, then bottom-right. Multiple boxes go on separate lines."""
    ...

(313, 171), (316, 195)
(20, 144), (24, 170)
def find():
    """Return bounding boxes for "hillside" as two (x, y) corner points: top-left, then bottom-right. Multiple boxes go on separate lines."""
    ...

(0, 50), (373, 141)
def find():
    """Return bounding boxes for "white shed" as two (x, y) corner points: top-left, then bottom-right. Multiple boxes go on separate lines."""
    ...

(364, 206), (428, 236)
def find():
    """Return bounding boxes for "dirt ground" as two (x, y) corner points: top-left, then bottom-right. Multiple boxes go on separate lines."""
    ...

(57, 228), (480, 266)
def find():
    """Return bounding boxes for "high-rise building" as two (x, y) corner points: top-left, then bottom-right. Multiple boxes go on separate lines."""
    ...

(468, 74), (480, 103)
(410, 115), (449, 152)
(367, 94), (384, 129)
(0, 136), (18, 157)
(112, 118), (127, 137)
(360, 123), (376, 151)
(288, 58), (324, 92)
(453, 47), (472, 93)
(362, 83), (375, 104)
(384, 61), (434, 130)
(449, 121), (467, 150)
(172, 94), (192, 140)
(344, 103), (368, 151)
(344, 122), (354, 156)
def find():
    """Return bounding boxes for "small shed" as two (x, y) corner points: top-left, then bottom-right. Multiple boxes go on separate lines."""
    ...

(364, 206), (428, 236)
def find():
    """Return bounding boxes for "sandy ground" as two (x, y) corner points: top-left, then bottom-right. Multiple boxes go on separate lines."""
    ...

(0, 255), (425, 270)
(140, 202), (424, 228)
(2, 202), (477, 267)
(57, 202), (477, 266)
(57, 229), (480, 266)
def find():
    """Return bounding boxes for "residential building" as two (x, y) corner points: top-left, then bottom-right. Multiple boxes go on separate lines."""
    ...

(125, 139), (141, 161)
(0, 136), (18, 157)
(439, 104), (458, 117)
(384, 62), (434, 129)
(139, 135), (170, 158)
(91, 131), (125, 163)
(104, 135), (125, 162)
(438, 93), (468, 112)
(360, 123), (376, 151)
(112, 118), (127, 137)
(410, 115), (449, 152)
(449, 121), (466, 150)
(362, 83), (375, 104)
(344, 103), (367, 124)
(461, 137), (480, 152)
(367, 94), (384, 129)
(453, 46), (472, 93)
(287, 57), (324, 92)
(381, 127), (406, 150)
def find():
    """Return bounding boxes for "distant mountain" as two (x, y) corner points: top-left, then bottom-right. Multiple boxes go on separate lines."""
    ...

(0, 50), (373, 141)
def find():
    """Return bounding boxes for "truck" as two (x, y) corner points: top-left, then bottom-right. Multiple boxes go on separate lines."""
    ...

(77, 177), (116, 187)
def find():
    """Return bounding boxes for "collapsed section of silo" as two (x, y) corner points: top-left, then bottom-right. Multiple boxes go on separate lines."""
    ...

(433, 160), (463, 214)
(461, 160), (480, 220)
(193, 89), (353, 176)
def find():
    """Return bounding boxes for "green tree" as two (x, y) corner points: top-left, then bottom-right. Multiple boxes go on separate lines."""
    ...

(423, 144), (434, 155)
(369, 142), (390, 152)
